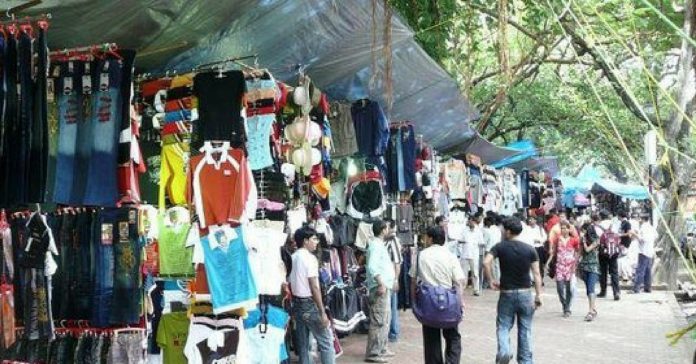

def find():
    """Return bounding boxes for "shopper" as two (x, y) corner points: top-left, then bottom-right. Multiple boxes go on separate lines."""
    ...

(455, 215), (484, 296)
(410, 226), (466, 364)
(597, 210), (621, 300)
(632, 215), (658, 293)
(579, 215), (602, 321)
(383, 218), (403, 343)
(617, 211), (633, 282)
(482, 216), (502, 289)
(484, 216), (543, 364)
(545, 209), (560, 233)
(527, 217), (548, 280)
(365, 220), (396, 363)
(546, 221), (579, 317)
(289, 226), (336, 364)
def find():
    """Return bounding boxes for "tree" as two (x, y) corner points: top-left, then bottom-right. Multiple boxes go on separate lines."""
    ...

(390, 0), (696, 284)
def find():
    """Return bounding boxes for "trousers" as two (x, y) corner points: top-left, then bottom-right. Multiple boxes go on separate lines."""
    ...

(366, 289), (391, 359)
(422, 325), (461, 364)
(599, 255), (620, 296)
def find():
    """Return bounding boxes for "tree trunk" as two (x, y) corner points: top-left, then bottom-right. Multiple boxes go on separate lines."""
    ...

(654, 0), (696, 288)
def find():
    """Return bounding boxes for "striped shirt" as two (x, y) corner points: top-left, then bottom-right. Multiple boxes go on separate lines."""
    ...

(384, 236), (402, 265)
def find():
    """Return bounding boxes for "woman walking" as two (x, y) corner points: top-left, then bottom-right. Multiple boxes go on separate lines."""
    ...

(547, 221), (579, 317)
(579, 216), (602, 322)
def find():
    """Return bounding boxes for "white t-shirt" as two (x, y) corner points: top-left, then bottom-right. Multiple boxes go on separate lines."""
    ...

(245, 226), (288, 295)
(184, 317), (248, 364)
(289, 248), (319, 298)
(459, 226), (485, 259)
(638, 222), (658, 258)
(409, 245), (465, 288)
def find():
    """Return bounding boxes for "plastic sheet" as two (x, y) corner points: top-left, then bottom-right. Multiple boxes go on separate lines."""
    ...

(446, 133), (522, 165)
(32, 0), (478, 149)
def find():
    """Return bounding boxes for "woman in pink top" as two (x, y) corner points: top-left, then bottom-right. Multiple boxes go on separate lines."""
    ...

(547, 221), (580, 318)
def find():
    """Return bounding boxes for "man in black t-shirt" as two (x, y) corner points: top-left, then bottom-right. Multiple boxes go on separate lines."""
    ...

(618, 211), (632, 248)
(483, 217), (543, 364)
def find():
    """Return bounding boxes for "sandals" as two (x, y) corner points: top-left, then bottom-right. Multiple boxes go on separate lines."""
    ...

(584, 310), (597, 322)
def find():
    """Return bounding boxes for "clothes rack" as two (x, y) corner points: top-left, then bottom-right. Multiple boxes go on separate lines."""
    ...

(136, 53), (258, 81)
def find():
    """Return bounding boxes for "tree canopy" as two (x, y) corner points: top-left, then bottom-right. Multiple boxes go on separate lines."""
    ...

(390, 0), (695, 180)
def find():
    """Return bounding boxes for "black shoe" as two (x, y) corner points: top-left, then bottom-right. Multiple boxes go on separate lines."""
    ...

(614, 294), (620, 301)
(597, 293), (606, 298)
(644, 290), (652, 293)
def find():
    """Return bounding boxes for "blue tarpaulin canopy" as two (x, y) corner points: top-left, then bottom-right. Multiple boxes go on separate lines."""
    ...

(31, 0), (479, 150)
(490, 140), (538, 169)
(559, 165), (649, 200)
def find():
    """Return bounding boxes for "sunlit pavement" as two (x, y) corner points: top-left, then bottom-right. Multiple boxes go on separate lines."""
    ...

(334, 281), (694, 363)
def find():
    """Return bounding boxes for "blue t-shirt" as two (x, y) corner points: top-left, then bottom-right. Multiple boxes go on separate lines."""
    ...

(243, 305), (290, 362)
(200, 225), (258, 314)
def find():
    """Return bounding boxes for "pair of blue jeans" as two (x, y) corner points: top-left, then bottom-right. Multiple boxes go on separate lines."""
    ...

(291, 297), (336, 364)
(582, 271), (599, 296)
(633, 254), (653, 292)
(496, 290), (535, 364)
(388, 290), (400, 341)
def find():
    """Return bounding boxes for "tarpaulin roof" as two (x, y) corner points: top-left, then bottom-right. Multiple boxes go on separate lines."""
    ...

(490, 140), (538, 169)
(28, 0), (478, 149)
(558, 165), (649, 200)
(506, 157), (560, 177)
(447, 133), (523, 165)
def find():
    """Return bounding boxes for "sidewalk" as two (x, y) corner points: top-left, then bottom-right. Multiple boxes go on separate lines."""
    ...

(336, 282), (694, 363)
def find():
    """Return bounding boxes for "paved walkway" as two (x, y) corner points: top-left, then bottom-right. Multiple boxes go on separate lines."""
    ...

(336, 282), (694, 363)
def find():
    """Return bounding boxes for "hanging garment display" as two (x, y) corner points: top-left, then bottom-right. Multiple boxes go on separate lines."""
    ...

(351, 99), (389, 158)
(193, 71), (247, 147)
(243, 304), (290, 364)
(385, 123), (417, 193)
(345, 170), (386, 220)
(443, 159), (469, 200)
(329, 101), (358, 158)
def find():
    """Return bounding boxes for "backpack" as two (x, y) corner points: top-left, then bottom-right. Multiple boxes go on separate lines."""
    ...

(598, 225), (622, 258)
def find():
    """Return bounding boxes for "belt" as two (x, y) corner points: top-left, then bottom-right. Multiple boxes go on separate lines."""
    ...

(500, 288), (531, 293)
(292, 296), (313, 301)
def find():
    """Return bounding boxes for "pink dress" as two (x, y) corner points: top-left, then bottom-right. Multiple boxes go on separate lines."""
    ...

(555, 237), (579, 281)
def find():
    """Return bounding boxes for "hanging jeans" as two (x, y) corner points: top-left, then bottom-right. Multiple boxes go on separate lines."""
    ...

(53, 63), (90, 205)
(3, 36), (23, 204)
(24, 28), (49, 203)
(92, 209), (115, 327)
(109, 207), (140, 325)
(83, 59), (123, 206)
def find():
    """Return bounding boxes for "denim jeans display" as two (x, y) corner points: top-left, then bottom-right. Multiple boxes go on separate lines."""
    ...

(0, 26), (49, 204)
(496, 290), (535, 364)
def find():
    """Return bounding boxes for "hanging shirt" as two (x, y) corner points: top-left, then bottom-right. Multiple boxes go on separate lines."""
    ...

(199, 224), (258, 314)
(329, 101), (358, 157)
(245, 114), (275, 170)
(157, 208), (194, 276)
(244, 225), (288, 295)
(193, 71), (247, 147)
(351, 99), (389, 157)
(156, 312), (191, 364)
(243, 305), (290, 364)
(187, 145), (256, 228)
(184, 316), (249, 364)
(443, 160), (469, 200)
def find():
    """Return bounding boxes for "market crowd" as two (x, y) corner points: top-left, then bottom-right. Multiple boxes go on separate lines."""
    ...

(284, 207), (660, 364)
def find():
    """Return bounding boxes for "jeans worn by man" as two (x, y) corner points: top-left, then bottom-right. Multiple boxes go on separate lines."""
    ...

(496, 290), (535, 364)
(633, 253), (653, 293)
(366, 289), (391, 361)
(292, 298), (336, 364)
(598, 255), (620, 299)
(388, 290), (399, 342)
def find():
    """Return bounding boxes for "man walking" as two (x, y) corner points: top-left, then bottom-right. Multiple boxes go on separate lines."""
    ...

(455, 215), (484, 296)
(597, 211), (621, 300)
(365, 220), (396, 363)
(633, 215), (657, 293)
(383, 219), (402, 343)
(484, 217), (543, 364)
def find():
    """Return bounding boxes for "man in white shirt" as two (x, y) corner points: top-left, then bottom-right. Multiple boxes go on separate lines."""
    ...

(527, 216), (548, 279)
(632, 215), (658, 293)
(456, 215), (485, 296)
(409, 226), (466, 364)
(289, 226), (336, 364)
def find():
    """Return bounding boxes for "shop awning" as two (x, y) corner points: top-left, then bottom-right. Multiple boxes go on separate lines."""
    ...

(506, 157), (560, 177)
(558, 165), (649, 200)
(33, 0), (479, 149)
(490, 140), (538, 169)
(446, 133), (523, 165)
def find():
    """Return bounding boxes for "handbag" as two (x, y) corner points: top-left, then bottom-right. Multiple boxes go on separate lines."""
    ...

(412, 253), (463, 329)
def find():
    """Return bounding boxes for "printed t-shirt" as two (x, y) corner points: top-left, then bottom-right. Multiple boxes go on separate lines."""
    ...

(156, 312), (190, 364)
(289, 248), (319, 298)
(157, 209), (194, 276)
(245, 225), (288, 295)
(199, 224), (258, 314)
(187, 146), (256, 228)
(184, 316), (248, 364)
(243, 306), (290, 364)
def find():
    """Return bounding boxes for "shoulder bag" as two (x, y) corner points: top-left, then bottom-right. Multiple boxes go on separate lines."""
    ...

(412, 253), (463, 328)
